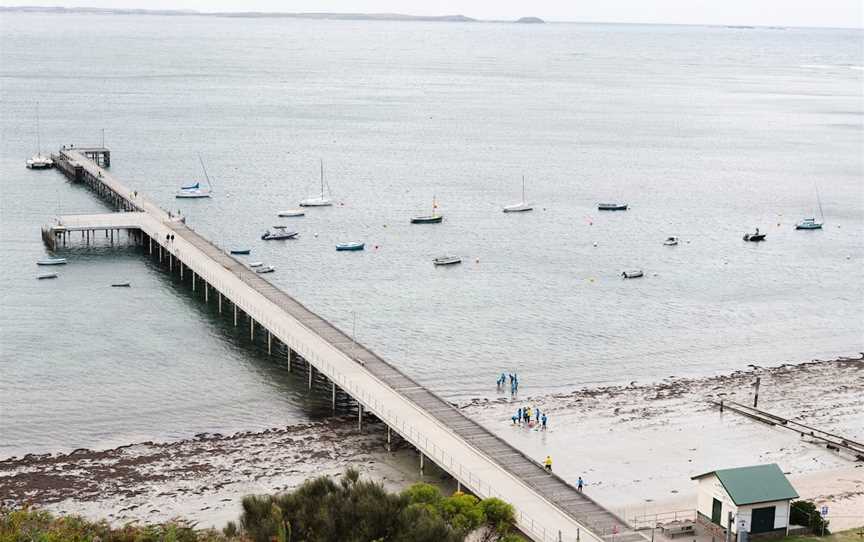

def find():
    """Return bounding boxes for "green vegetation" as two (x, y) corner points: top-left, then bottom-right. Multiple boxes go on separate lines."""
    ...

(790, 501), (831, 535)
(0, 468), (525, 542)
(237, 467), (523, 542)
(783, 527), (864, 542)
(0, 507), (228, 542)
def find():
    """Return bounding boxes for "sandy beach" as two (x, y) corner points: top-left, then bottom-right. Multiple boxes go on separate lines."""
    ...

(2, 356), (861, 531)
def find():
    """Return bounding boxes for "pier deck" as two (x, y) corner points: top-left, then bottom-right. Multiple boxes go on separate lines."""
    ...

(45, 148), (642, 542)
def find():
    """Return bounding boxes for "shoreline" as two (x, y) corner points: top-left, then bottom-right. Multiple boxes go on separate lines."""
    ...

(2, 356), (861, 530)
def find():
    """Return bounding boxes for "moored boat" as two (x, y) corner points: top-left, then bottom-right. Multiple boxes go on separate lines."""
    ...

(26, 102), (54, 170)
(175, 154), (214, 198)
(336, 241), (365, 251)
(598, 203), (628, 211)
(230, 249), (251, 255)
(663, 236), (679, 246)
(433, 256), (462, 266)
(255, 265), (275, 274)
(37, 257), (67, 266)
(412, 195), (444, 224)
(261, 230), (299, 240)
(743, 229), (766, 242)
(278, 209), (306, 217)
(795, 218), (823, 230)
(111, 282), (131, 287)
(299, 160), (333, 207)
(248, 261), (263, 267)
(503, 176), (534, 213)
(621, 270), (643, 279)
(37, 272), (58, 280)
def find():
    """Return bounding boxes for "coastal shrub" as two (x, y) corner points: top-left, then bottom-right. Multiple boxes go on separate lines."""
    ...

(0, 507), (229, 542)
(237, 468), (524, 541)
(790, 501), (830, 535)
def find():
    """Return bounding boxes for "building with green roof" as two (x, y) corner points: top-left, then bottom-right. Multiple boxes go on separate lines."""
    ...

(692, 463), (799, 536)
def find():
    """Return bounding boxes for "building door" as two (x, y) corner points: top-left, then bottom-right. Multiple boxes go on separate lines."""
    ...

(712, 498), (723, 525)
(751, 506), (776, 533)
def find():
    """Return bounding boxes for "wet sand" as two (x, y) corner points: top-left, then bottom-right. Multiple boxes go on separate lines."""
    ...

(2, 357), (861, 530)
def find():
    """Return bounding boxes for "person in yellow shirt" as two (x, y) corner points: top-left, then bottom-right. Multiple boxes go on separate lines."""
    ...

(544, 455), (552, 472)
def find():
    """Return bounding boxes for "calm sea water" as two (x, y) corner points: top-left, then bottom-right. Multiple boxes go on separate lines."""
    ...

(1, 13), (862, 457)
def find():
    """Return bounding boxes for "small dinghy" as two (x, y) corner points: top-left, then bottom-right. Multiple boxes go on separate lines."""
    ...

(230, 249), (251, 255)
(248, 261), (264, 268)
(255, 265), (275, 274)
(336, 242), (365, 251)
(111, 282), (131, 287)
(37, 272), (58, 280)
(278, 209), (305, 217)
(663, 236), (679, 246)
(433, 256), (462, 266)
(598, 203), (628, 211)
(621, 270), (644, 279)
(261, 230), (299, 240)
(743, 229), (766, 242)
(37, 257), (67, 266)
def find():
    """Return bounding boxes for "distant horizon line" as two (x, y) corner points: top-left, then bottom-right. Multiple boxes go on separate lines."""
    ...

(1, 5), (862, 30)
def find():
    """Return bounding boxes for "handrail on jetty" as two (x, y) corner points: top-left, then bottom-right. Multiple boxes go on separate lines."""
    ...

(43, 147), (644, 542)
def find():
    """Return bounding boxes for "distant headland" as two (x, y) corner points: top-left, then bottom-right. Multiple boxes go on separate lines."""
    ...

(0, 6), (545, 23)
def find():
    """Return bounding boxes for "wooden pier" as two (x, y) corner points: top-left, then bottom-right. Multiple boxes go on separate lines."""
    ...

(43, 148), (643, 542)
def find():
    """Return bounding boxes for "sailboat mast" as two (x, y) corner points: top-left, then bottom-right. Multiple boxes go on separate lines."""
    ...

(816, 185), (824, 222)
(35, 101), (41, 156)
(320, 159), (324, 199)
(521, 175), (526, 202)
(198, 153), (213, 190)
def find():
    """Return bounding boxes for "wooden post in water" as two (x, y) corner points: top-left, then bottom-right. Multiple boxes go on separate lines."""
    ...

(753, 377), (761, 408)
(204, 282), (208, 302)
(192, 273), (196, 292)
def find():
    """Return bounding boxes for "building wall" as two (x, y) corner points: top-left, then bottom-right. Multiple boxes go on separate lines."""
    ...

(696, 475), (738, 528)
(735, 500), (790, 532)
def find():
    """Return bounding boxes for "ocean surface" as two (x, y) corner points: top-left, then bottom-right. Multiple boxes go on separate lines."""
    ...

(1, 13), (862, 457)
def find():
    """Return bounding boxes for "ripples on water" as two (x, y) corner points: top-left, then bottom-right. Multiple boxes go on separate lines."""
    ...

(0, 14), (861, 456)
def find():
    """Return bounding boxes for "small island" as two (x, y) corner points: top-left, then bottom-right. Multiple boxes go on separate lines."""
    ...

(514, 16), (545, 23)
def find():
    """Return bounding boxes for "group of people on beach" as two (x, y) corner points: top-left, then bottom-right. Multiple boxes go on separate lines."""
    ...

(497, 372), (519, 394)
(512, 405), (547, 430)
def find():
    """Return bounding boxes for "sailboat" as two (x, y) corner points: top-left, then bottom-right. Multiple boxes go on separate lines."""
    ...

(26, 102), (53, 170)
(411, 195), (444, 224)
(503, 176), (534, 213)
(796, 186), (824, 230)
(176, 154), (213, 198)
(299, 159), (333, 207)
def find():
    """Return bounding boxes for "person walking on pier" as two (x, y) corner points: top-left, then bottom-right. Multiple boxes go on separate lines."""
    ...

(541, 413), (548, 430)
(535, 407), (541, 424)
(577, 476), (584, 492)
(544, 455), (552, 472)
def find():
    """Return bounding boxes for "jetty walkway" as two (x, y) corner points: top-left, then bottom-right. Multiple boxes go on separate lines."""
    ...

(43, 148), (642, 542)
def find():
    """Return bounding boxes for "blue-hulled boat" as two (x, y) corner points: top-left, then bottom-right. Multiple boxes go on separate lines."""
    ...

(336, 242), (365, 251)
(230, 249), (251, 255)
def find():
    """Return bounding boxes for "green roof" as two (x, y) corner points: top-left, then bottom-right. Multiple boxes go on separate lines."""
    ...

(692, 464), (799, 505)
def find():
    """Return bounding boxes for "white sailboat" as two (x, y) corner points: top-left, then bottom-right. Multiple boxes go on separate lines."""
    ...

(503, 176), (534, 213)
(26, 102), (53, 170)
(796, 186), (824, 230)
(299, 159), (333, 207)
(176, 154), (213, 198)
